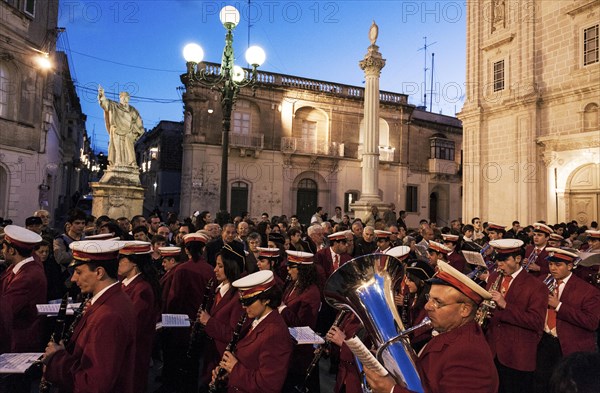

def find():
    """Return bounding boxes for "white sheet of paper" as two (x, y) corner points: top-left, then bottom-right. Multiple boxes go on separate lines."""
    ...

(462, 251), (488, 268)
(344, 336), (389, 376)
(288, 326), (325, 345)
(161, 314), (190, 327)
(0, 353), (43, 374)
(36, 303), (81, 316)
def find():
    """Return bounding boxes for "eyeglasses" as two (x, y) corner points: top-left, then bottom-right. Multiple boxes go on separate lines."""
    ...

(240, 296), (259, 307)
(425, 293), (464, 309)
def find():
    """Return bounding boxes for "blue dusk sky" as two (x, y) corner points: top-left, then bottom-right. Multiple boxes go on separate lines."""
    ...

(57, 1), (467, 153)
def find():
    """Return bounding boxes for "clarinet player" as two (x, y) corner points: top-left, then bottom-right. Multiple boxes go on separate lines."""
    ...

(211, 270), (293, 393)
(485, 239), (547, 393)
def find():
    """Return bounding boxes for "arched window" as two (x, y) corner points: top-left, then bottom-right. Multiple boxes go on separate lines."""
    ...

(583, 103), (598, 131)
(230, 181), (249, 218)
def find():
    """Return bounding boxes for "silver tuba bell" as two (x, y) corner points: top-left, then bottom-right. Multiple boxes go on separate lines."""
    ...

(324, 253), (424, 393)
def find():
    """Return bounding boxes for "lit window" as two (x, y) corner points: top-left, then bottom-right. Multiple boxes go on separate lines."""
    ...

(493, 60), (504, 92)
(0, 63), (9, 117)
(584, 25), (599, 66)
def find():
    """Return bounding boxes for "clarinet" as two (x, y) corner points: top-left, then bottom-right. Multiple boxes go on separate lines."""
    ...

(475, 269), (503, 329)
(39, 293), (69, 393)
(39, 294), (89, 393)
(401, 291), (411, 328)
(208, 313), (248, 393)
(543, 273), (557, 293)
(185, 278), (215, 360)
(302, 310), (348, 388)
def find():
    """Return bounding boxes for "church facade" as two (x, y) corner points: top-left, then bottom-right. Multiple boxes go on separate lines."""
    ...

(179, 68), (463, 227)
(459, 0), (599, 225)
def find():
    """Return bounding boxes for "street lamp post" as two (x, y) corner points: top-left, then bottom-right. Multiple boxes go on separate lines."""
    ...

(183, 6), (266, 212)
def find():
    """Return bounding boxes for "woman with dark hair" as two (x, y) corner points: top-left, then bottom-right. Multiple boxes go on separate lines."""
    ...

(198, 253), (244, 390)
(118, 241), (161, 393)
(400, 259), (434, 352)
(256, 221), (271, 247)
(255, 247), (285, 288)
(280, 250), (322, 392)
(212, 270), (293, 392)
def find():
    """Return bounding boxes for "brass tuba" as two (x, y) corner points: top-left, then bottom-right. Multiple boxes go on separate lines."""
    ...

(324, 253), (424, 393)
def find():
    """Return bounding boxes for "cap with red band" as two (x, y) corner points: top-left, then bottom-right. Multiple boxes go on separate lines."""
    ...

(328, 231), (348, 241)
(233, 270), (276, 299)
(532, 223), (553, 235)
(118, 241), (152, 255)
(546, 247), (578, 264)
(257, 247), (280, 259)
(183, 233), (208, 244)
(442, 234), (459, 243)
(430, 261), (492, 304)
(286, 250), (314, 264)
(428, 241), (450, 255)
(69, 240), (122, 267)
(3, 225), (42, 250)
(159, 246), (181, 257)
(487, 222), (506, 232)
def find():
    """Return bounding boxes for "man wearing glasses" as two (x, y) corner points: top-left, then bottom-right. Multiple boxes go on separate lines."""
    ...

(364, 261), (499, 393)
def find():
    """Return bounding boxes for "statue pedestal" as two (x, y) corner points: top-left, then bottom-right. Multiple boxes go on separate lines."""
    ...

(99, 165), (141, 187)
(350, 199), (391, 222)
(90, 182), (145, 219)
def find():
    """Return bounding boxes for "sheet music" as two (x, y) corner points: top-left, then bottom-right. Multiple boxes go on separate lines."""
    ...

(462, 251), (488, 268)
(0, 353), (43, 374)
(36, 303), (81, 316)
(288, 326), (325, 345)
(160, 314), (190, 327)
(344, 336), (388, 376)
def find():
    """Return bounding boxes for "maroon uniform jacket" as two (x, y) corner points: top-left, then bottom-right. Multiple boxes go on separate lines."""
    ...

(486, 269), (547, 371)
(165, 258), (215, 319)
(316, 247), (352, 280)
(447, 251), (467, 273)
(227, 310), (293, 393)
(122, 275), (159, 393)
(45, 284), (136, 393)
(524, 245), (549, 277)
(394, 321), (498, 393)
(159, 263), (180, 313)
(202, 286), (246, 385)
(555, 274), (600, 356)
(0, 258), (47, 352)
(335, 314), (364, 393)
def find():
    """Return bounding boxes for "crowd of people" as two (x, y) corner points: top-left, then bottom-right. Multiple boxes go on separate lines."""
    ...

(0, 205), (599, 393)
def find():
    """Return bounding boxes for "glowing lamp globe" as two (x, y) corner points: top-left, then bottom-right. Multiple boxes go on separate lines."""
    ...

(219, 6), (240, 28)
(232, 65), (245, 82)
(245, 46), (266, 67)
(183, 43), (204, 63)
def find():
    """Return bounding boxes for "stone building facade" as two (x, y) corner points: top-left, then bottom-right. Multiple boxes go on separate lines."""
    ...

(136, 120), (184, 217)
(459, 0), (600, 225)
(0, 0), (90, 226)
(180, 68), (463, 227)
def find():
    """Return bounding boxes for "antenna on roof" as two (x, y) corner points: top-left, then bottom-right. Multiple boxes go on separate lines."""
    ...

(417, 37), (437, 109)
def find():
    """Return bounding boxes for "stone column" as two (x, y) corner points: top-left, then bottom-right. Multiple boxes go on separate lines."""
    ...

(351, 21), (389, 219)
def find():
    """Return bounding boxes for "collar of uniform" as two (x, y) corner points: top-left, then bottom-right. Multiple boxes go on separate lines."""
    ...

(329, 248), (339, 260)
(509, 266), (524, 280)
(217, 282), (231, 297)
(121, 273), (141, 287)
(91, 281), (120, 305)
(12, 256), (35, 275)
(252, 309), (273, 330)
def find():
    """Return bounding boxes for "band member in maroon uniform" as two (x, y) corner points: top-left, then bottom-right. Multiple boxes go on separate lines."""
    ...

(486, 239), (547, 393)
(426, 241), (450, 270)
(0, 225), (46, 352)
(533, 248), (600, 393)
(118, 241), (161, 393)
(280, 250), (322, 392)
(255, 247), (285, 288)
(327, 312), (366, 393)
(364, 261), (499, 393)
(402, 260), (435, 352)
(163, 233), (215, 390)
(374, 230), (393, 253)
(442, 233), (467, 273)
(43, 240), (136, 393)
(213, 270), (293, 393)
(523, 223), (553, 277)
(199, 253), (244, 389)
